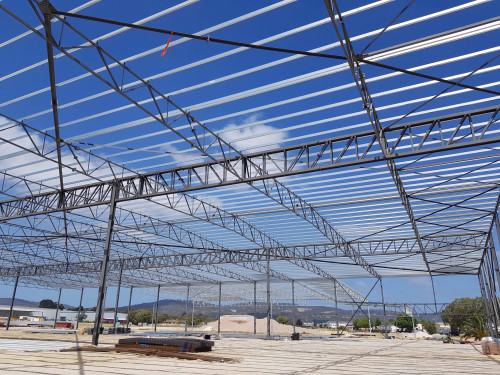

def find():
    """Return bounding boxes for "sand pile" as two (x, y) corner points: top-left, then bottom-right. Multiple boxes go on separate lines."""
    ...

(202, 315), (329, 335)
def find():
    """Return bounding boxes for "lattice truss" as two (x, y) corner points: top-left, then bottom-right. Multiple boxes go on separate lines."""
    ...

(0, 0), (500, 305)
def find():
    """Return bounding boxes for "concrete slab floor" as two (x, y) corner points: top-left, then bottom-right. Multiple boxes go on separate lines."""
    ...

(0, 336), (498, 374)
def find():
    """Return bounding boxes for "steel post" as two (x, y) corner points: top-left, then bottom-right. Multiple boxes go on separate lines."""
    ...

(154, 284), (160, 332)
(76, 287), (84, 329)
(380, 278), (388, 338)
(53, 288), (62, 329)
(483, 252), (500, 337)
(126, 286), (133, 329)
(218, 282), (222, 335)
(292, 280), (296, 334)
(92, 182), (119, 346)
(6, 272), (20, 331)
(191, 300), (195, 331)
(334, 281), (339, 337)
(184, 285), (189, 333)
(113, 261), (124, 329)
(478, 270), (494, 337)
(266, 247), (271, 339)
(253, 281), (257, 335)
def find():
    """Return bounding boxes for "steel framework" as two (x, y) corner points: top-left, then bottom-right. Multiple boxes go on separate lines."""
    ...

(1, 0), (500, 342)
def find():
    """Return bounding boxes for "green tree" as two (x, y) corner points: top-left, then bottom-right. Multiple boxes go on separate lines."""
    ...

(295, 319), (303, 327)
(394, 314), (418, 332)
(461, 316), (487, 339)
(374, 317), (382, 328)
(421, 319), (437, 335)
(441, 297), (484, 336)
(276, 316), (289, 325)
(157, 313), (170, 323)
(77, 312), (87, 322)
(39, 299), (57, 308)
(128, 309), (153, 325)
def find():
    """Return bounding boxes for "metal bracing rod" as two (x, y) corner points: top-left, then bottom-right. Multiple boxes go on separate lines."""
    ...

(53, 287), (61, 329)
(126, 286), (133, 329)
(113, 261), (123, 329)
(6, 271), (20, 331)
(217, 282), (222, 335)
(49, 5), (500, 97)
(76, 287), (84, 330)
(253, 281), (257, 335)
(92, 182), (119, 346)
(324, 0), (441, 301)
(154, 284), (160, 332)
(339, 278), (380, 336)
(3, 7), (378, 279)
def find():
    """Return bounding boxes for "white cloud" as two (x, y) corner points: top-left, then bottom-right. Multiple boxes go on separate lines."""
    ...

(218, 114), (287, 152)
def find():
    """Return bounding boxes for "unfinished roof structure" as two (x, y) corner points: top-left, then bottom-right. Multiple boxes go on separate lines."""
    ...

(1, 0), (499, 342)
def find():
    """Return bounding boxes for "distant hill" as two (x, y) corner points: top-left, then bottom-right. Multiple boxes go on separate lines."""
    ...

(0, 298), (40, 307)
(119, 298), (374, 322)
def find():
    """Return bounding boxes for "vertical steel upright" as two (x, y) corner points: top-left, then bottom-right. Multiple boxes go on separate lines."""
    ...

(126, 286), (133, 329)
(253, 281), (257, 335)
(478, 270), (494, 337)
(76, 287), (84, 329)
(92, 182), (119, 346)
(53, 288), (62, 329)
(380, 278), (388, 337)
(334, 281), (339, 337)
(113, 261), (124, 328)
(266, 247), (271, 339)
(218, 282), (222, 334)
(6, 271), (20, 331)
(292, 280), (296, 334)
(184, 285), (190, 333)
(154, 285), (160, 332)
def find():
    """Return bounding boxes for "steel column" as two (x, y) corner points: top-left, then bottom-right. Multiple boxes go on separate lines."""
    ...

(6, 272), (20, 331)
(380, 278), (388, 338)
(53, 287), (62, 329)
(218, 282), (222, 335)
(184, 285), (190, 333)
(266, 247), (271, 339)
(334, 281), (339, 337)
(154, 284), (160, 332)
(126, 286), (133, 329)
(292, 280), (296, 334)
(76, 287), (84, 330)
(253, 281), (257, 335)
(478, 270), (494, 337)
(92, 182), (119, 346)
(113, 261), (124, 329)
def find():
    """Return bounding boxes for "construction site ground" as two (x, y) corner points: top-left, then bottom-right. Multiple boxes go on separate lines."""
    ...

(0, 327), (499, 374)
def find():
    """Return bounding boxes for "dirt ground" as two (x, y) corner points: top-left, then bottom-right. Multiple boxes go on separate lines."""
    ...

(0, 327), (498, 374)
